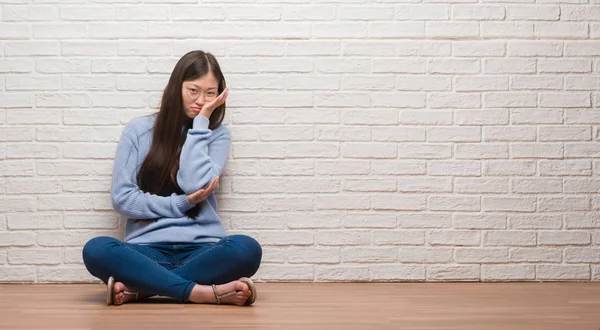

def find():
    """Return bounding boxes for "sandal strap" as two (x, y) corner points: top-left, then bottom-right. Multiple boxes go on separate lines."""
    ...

(212, 284), (237, 305)
(212, 284), (220, 304)
(123, 290), (139, 301)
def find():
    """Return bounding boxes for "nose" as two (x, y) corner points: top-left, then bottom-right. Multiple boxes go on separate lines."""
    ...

(194, 94), (205, 105)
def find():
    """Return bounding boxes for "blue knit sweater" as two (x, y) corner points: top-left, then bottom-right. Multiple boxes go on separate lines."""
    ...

(111, 114), (230, 244)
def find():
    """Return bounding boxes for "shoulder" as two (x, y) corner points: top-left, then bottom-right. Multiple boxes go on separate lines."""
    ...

(212, 123), (231, 141)
(122, 113), (156, 139)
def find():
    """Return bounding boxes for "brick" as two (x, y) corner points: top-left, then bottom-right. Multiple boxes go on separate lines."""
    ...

(260, 231), (313, 246)
(37, 267), (97, 283)
(398, 144), (451, 159)
(395, 41), (451, 56)
(535, 22), (588, 38)
(397, 75), (452, 91)
(538, 231), (590, 246)
(341, 213), (397, 228)
(456, 248), (508, 263)
(402, 110), (453, 125)
(506, 5), (559, 20)
(373, 230), (426, 245)
(539, 160), (592, 176)
(537, 265), (590, 280)
(372, 265), (426, 281)
(283, 5), (335, 20)
(452, 41), (505, 57)
(483, 197), (536, 212)
(372, 59), (426, 73)
(0, 160), (35, 177)
(9, 249), (61, 265)
(565, 248), (600, 263)
(428, 160), (481, 176)
(260, 197), (313, 212)
(399, 213), (451, 229)
(315, 231), (370, 246)
(286, 212), (341, 229)
(428, 127), (481, 142)
(453, 5), (505, 20)
(482, 22), (533, 38)
(455, 144), (508, 159)
(0, 197), (36, 212)
(259, 265), (314, 281)
(344, 179), (396, 192)
(565, 42), (600, 56)
(399, 247), (453, 263)
(342, 247), (397, 263)
(484, 231), (536, 246)
(315, 93), (370, 108)
(397, 177), (451, 193)
(288, 247), (340, 264)
(315, 266), (370, 281)
(371, 194), (427, 211)
(511, 109), (563, 125)
(370, 22), (424, 38)
(316, 160), (370, 175)
(368, 160), (426, 175)
(453, 214), (507, 229)
(316, 195), (370, 210)
(314, 23), (368, 38)
(63, 212), (118, 229)
(60, 6), (114, 20)
(538, 59), (591, 73)
(565, 213), (600, 229)
(342, 75), (394, 90)
(343, 110), (399, 125)
(286, 142), (338, 158)
(508, 41), (562, 56)
(343, 41), (397, 56)
(428, 265), (480, 281)
(0, 267), (35, 283)
(0, 232), (36, 247)
(427, 22), (479, 38)
(482, 265), (535, 281)
(455, 178), (508, 194)
(565, 143), (600, 158)
(538, 197), (590, 212)
(342, 143), (396, 158)
(509, 214), (562, 229)
(540, 93), (591, 108)
(485, 59), (535, 73)
(510, 248), (562, 262)
(511, 178), (562, 194)
(456, 76), (508, 92)
(427, 230), (480, 246)
(511, 143), (563, 159)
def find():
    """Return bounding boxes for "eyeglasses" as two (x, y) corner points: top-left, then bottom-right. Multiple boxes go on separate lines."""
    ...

(184, 87), (218, 101)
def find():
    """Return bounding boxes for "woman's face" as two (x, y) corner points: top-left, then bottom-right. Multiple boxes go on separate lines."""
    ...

(181, 72), (219, 119)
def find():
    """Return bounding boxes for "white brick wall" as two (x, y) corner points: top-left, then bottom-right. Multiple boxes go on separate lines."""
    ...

(1, 1), (599, 283)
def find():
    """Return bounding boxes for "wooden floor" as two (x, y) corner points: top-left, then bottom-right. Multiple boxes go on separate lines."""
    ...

(0, 283), (599, 330)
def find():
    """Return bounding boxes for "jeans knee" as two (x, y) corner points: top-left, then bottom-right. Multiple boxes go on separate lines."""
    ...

(229, 235), (262, 270)
(82, 236), (118, 267)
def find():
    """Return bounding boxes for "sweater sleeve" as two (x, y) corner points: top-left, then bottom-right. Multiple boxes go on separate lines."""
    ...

(176, 115), (231, 194)
(111, 124), (196, 219)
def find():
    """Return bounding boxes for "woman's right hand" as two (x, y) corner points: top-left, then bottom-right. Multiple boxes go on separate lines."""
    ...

(186, 177), (220, 205)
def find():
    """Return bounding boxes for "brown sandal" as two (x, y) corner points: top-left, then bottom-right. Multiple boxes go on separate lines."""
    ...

(211, 277), (257, 306)
(106, 276), (139, 306)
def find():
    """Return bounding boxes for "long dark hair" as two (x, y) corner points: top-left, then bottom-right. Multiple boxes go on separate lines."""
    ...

(137, 50), (226, 219)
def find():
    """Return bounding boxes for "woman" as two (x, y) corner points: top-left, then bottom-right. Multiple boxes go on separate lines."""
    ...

(82, 50), (262, 306)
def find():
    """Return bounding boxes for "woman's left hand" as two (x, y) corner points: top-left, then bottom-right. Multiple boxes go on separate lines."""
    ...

(199, 88), (229, 119)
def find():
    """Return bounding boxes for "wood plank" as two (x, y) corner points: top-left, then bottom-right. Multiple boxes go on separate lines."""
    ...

(0, 283), (599, 329)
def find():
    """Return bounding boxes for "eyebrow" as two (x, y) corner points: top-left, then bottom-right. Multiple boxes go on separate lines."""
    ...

(188, 83), (218, 90)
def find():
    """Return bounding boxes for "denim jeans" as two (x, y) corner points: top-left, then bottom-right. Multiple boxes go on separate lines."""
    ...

(82, 235), (262, 302)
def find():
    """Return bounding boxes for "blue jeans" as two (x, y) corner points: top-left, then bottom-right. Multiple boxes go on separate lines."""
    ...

(82, 235), (262, 302)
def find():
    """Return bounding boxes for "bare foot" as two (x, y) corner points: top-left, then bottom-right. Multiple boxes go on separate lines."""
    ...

(188, 280), (251, 306)
(113, 281), (151, 306)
